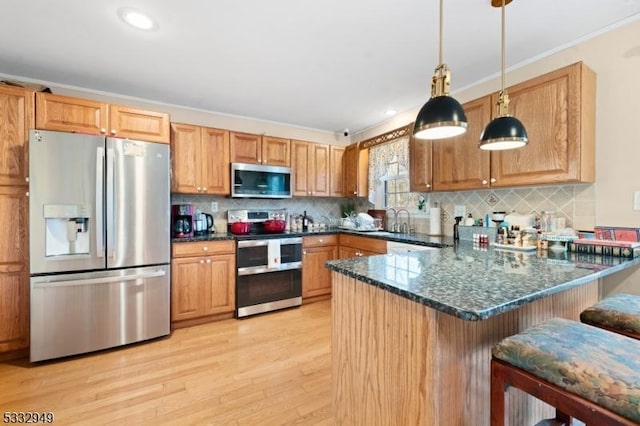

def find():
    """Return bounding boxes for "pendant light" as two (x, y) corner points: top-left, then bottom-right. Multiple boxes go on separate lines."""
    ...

(413, 0), (467, 140)
(479, 0), (528, 150)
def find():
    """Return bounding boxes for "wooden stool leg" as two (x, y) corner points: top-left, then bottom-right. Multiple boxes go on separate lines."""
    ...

(491, 359), (507, 426)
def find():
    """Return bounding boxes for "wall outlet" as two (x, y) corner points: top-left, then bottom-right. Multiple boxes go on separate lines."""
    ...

(210, 201), (219, 213)
(634, 192), (640, 211)
(454, 205), (466, 218)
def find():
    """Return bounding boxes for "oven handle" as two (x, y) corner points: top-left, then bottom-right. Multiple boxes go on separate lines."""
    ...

(237, 261), (302, 276)
(237, 237), (302, 248)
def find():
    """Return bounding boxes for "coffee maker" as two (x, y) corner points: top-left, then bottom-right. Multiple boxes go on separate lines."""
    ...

(171, 204), (194, 238)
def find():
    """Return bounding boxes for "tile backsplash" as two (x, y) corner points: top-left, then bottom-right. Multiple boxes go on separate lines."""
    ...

(172, 183), (594, 236)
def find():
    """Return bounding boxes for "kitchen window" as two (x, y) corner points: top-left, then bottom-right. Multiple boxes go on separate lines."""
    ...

(368, 136), (423, 210)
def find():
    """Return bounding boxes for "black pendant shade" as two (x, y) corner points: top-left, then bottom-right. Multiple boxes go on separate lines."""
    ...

(479, 115), (528, 151)
(414, 95), (468, 140)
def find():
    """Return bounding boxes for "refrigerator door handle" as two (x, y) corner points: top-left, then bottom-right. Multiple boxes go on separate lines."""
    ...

(32, 269), (167, 289)
(106, 147), (115, 259)
(96, 147), (105, 258)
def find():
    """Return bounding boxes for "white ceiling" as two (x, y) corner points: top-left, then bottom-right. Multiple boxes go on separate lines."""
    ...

(1, 1), (639, 135)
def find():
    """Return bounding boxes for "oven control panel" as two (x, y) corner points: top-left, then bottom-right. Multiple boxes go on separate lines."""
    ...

(228, 209), (287, 223)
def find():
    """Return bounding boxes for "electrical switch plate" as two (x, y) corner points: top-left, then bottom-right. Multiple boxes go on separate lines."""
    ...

(210, 202), (219, 213)
(454, 205), (466, 218)
(634, 192), (640, 211)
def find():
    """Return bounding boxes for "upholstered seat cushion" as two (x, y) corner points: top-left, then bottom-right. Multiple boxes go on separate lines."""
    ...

(580, 293), (640, 335)
(492, 318), (640, 422)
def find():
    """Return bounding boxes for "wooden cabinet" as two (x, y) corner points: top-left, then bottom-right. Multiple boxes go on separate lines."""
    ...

(171, 240), (236, 326)
(230, 132), (290, 166)
(429, 62), (595, 191)
(343, 143), (369, 198)
(0, 86), (32, 354)
(330, 145), (345, 196)
(432, 97), (492, 191)
(409, 131), (433, 192)
(302, 235), (338, 299)
(490, 62), (595, 187)
(0, 86), (34, 186)
(36, 93), (170, 143)
(338, 234), (386, 258)
(171, 123), (230, 194)
(291, 140), (330, 197)
(0, 186), (29, 352)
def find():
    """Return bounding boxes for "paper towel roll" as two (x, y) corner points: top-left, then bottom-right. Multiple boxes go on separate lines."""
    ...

(430, 207), (441, 235)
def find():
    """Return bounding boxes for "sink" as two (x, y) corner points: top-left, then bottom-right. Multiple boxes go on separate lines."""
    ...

(359, 231), (394, 236)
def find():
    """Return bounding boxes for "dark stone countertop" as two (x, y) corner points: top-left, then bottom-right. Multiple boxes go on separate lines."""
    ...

(325, 241), (640, 321)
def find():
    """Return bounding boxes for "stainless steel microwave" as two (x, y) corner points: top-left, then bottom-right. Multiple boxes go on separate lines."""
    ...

(231, 163), (293, 198)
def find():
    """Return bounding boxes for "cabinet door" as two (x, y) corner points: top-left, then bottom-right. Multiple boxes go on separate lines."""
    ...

(202, 253), (235, 316)
(171, 256), (210, 321)
(409, 134), (432, 192)
(230, 131), (262, 164)
(0, 186), (29, 352)
(35, 92), (107, 135)
(109, 104), (170, 143)
(0, 86), (33, 186)
(343, 143), (368, 198)
(432, 97), (492, 191)
(201, 127), (230, 195)
(491, 63), (595, 187)
(262, 136), (290, 166)
(329, 145), (345, 196)
(291, 140), (311, 196)
(311, 143), (330, 197)
(338, 246), (359, 260)
(170, 123), (201, 193)
(302, 245), (337, 298)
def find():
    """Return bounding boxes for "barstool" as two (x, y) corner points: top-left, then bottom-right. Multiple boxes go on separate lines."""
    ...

(580, 293), (640, 340)
(491, 317), (640, 426)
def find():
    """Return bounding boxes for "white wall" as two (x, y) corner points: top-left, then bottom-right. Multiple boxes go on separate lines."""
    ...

(356, 19), (640, 295)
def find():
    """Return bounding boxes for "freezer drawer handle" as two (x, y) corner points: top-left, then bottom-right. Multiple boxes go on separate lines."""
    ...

(33, 269), (167, 288)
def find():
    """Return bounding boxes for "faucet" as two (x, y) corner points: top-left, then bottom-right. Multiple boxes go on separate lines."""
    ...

(386, 208), (398, 232)
(396, 209), (411, 234)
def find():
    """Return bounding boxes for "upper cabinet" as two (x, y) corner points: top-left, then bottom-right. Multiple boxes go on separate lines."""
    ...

(409, 124), (433, 192)
(432, 97), (492, 191)
(0, 85), (34, 186)
(490, 62), (595, 187)
(291, 140), (330, 197)
(171, 123), (230, 195)
(329, 145), (346, 197)
(343, 142), (368, 198)
(36, 93), (170, 143)
(428, 61), (595, 191)
(230, 132), (290, 166)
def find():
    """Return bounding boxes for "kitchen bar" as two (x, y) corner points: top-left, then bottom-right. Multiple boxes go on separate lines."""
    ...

(326, 243), (640, 425)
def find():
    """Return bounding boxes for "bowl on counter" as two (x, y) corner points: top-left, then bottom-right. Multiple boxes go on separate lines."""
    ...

(230, 221), (251, 235)
(264, 219), (286, 233)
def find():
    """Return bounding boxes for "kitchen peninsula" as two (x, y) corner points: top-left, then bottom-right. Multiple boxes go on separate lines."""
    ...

(326, 243), (640, 425)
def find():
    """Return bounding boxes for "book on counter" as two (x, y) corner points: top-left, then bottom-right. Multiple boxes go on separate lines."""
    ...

(568, 238), (640, 258)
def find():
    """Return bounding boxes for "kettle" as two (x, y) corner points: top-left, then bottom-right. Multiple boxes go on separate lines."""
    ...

(203, 213), (214, 233)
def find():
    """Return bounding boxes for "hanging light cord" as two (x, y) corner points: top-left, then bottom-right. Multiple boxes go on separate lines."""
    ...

(438, 0), (443, 65)
(500, 0), (506, 92)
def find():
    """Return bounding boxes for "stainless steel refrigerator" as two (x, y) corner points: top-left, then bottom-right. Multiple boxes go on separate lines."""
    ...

(28, 129), (171, 362)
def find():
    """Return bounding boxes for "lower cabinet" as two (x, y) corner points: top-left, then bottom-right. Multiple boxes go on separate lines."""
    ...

(171, 240), (236, 326)
(302, 235), (338, 300)
(338, 234), (387, 259)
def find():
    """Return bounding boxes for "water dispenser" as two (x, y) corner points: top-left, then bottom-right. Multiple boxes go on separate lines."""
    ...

(43, 204), (90, 257)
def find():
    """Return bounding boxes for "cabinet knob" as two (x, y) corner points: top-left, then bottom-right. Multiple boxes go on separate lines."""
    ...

(25, 177), (29, 183)
(200, 259), (205, 264)
(206, 259), (211, 264)
(353, 191), (357, 195)
(110, 129), (117, 135)
(482, 180), (488, 185)
(490, 177), (497, 183)
(202, 187), (208, 192)
(100, 128), (106, 134)
(303, 250), (307, 255)
(196, 187), (202, 192)
(203, 246), (208, 251)
(427, 183), (431, 188)
(319, 239), (323, 243)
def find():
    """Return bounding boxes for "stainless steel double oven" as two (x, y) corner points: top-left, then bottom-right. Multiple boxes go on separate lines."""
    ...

(230, 209), (302, 318)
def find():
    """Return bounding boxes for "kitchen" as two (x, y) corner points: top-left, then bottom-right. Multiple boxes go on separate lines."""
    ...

(2, 1), (640, 424)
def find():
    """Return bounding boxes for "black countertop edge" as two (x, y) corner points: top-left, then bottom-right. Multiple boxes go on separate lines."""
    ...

(172, 229), (454, 247)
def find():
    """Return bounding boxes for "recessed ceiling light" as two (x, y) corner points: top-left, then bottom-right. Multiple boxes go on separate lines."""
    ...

(384, 109), (397, 116)
(117, 7), (157, 31)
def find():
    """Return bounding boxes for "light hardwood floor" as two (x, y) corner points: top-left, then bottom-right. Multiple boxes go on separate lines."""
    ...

(0, 301), (332, 425)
